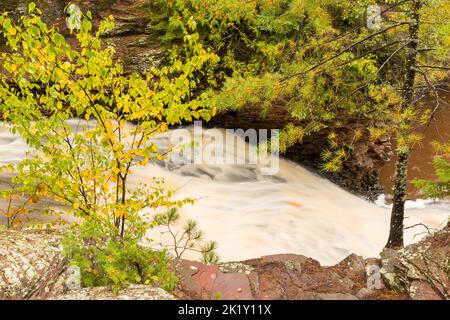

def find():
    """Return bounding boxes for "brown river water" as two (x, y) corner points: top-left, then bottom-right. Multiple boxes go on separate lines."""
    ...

(379, 93), (450, 199)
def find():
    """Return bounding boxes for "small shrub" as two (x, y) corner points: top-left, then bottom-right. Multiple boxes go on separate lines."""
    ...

(0, 179), (40, 229)
(62, 217), (178, 293)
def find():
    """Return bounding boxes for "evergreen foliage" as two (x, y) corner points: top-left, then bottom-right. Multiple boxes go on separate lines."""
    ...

(150, 0), (449, 172)
(414, 141), (450, 199)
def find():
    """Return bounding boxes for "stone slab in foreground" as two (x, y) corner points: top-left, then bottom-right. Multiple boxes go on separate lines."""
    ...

(50, 285), (177, 300)
(0, 229), (68, 300)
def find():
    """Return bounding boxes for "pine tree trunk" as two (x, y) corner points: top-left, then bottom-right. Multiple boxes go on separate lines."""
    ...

(386, 150), (408, 248)
(385, 0), (421, 249)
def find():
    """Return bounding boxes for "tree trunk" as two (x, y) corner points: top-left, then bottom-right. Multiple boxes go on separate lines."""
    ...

(386, 150), (409, 248)
(386, 0), (421, 248)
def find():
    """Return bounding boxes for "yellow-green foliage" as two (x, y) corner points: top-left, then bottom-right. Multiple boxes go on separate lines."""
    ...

(0, 3), (216, 227)
(62, 218), (178, 293)
(151, 0), (333, 84)
(0, 183), (40, 229)
(0, 3), (218, 290)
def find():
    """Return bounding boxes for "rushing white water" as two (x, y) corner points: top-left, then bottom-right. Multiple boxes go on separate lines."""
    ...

(0, 120), (448, 266)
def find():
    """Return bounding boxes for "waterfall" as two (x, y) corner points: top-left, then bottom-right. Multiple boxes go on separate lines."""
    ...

(0, 120), (448, 265)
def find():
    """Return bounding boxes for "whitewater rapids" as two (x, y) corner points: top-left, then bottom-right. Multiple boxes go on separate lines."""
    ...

(0, 120), (448, 265)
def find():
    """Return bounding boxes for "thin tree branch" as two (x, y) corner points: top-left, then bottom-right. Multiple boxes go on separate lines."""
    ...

(281, 22), (409, 82)
(417, 65), (450, 71)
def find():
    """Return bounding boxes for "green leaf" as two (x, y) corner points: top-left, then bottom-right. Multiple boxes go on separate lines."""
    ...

(28, 2), (36, 13)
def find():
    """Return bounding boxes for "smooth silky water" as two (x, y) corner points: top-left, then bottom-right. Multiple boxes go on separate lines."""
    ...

(0, 120), (448, 266)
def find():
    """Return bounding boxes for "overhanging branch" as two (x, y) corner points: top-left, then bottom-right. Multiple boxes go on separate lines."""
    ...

(281, 22), (409, 82)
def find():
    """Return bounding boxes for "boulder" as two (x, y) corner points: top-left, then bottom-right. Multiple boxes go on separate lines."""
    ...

(242, 254), (368, 300)
(174, 253), (406, 300)
(50, 285), (177, 300)
(381, 225), (449, 300)
(0, 229), (69, 300)
(173, 260), (253, 300)
(2, 226), (448, 300)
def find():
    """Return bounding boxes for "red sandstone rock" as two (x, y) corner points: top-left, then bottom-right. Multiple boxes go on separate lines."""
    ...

(409, 281), (443, 300)
(191, 265), (219, 295)
(211, 272), (254, 300)
(1, 226), (446, 300)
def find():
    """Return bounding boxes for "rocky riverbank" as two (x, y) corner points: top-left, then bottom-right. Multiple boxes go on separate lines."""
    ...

(1, 226), (448, 300)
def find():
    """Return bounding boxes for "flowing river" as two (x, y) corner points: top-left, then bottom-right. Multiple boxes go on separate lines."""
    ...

(380, 93), (450, 199)
(0, 120), (448, 266)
